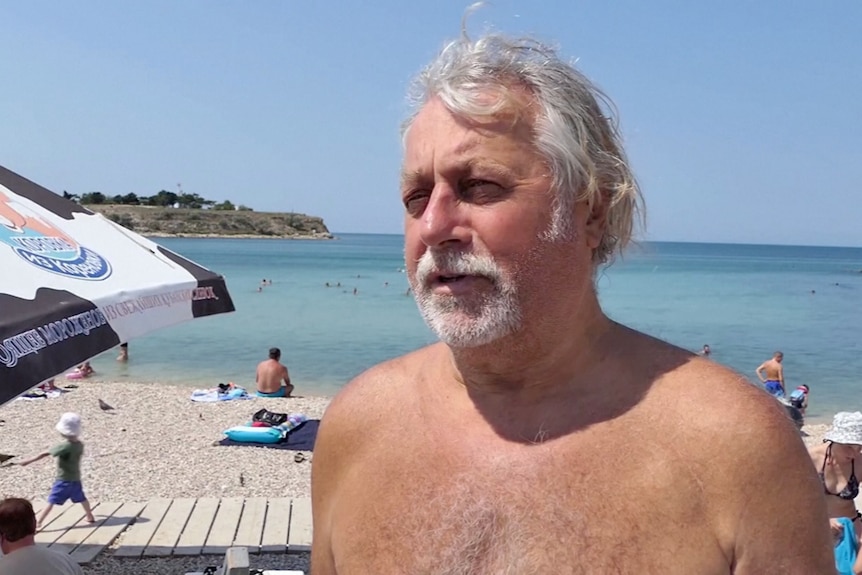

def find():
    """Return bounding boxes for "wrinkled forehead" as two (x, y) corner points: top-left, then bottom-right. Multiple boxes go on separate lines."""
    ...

(401, 96), (542, 174)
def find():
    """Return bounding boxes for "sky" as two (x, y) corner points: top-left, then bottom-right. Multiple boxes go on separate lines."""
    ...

(1, 1), (860, 247)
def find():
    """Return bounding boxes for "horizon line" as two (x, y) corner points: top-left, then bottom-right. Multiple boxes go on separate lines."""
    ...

(327, 232), (862, 251)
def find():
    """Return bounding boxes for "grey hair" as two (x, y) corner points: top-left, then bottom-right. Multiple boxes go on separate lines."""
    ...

(402, 27), (644, 266)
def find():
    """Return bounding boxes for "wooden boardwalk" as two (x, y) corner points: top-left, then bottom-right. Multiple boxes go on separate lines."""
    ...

(33, 497), (312, 565)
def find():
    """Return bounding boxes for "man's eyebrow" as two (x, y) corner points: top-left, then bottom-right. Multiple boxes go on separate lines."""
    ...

(399, 170), (425, 189)
(462, 158), (513, 177)
(399, 160), (516, 189)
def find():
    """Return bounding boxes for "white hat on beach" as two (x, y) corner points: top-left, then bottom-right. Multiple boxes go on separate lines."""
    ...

(823, 411), (862, 446)
(55, 412), (81, 437)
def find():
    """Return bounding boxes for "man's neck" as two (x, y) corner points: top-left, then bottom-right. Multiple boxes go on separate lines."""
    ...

(447, 295), (615, 402)
(436, 299), (627, 443)
(3, 536), (35, 555)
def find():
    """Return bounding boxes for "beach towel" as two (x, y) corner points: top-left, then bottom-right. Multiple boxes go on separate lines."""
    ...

(190, 390), (220, 402)
(834, 517), (858, 575)
(17, 389), (66, 400)
(218, 419), (320, 451)
(190, 387), (252, 402)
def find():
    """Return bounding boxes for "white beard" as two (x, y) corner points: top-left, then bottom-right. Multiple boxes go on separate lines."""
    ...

(408, 250), (521, 348)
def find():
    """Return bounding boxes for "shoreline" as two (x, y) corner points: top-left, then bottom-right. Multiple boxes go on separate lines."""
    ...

(145, 232), (335, 240)
(58, 373), (346, 400)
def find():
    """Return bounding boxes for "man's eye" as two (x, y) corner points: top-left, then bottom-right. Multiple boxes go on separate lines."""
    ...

(461, 180), (504, 202)
(403, 192), (430, 216)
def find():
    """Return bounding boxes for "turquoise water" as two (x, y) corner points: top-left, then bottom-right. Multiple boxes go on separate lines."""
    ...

(88, 235), (862, 423)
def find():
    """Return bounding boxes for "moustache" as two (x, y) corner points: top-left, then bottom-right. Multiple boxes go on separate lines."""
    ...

(414, 251), (503, 287)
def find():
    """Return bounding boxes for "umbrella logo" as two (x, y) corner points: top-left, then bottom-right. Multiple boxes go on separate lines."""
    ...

(0, 190), (112, 281)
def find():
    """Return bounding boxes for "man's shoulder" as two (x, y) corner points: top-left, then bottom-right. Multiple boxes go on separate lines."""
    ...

(659, 355), (789, 427)
(317, 344), (441, 445)
(329, 344), (440, 414)
(313, 344), (441, 482)
(649, 356), (832, 570)
(0, 545), (82, 574)
(620, 332), (794, 439)
(647, 355), (807, 480)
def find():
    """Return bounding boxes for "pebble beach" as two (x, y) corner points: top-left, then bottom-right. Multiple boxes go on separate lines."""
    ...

(0, 381), (328, 574)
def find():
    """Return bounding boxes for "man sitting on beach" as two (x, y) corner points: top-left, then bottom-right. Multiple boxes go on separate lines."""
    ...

(756, 351), (786, 397)
(310, 25), (834, 575)
(0, 497), (83, 574)
(255, 347), (293, 398)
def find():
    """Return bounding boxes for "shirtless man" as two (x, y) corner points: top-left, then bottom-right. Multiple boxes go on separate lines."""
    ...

(310, 31), (833, 574)
(756, 351), (785, 397)
(255, 347), (293, 398)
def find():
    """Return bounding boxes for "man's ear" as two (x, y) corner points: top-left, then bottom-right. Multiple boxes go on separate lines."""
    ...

(584, 197), (608, 249)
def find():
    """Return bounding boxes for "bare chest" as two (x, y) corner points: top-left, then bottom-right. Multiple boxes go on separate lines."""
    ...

(329, 435), (725, 575)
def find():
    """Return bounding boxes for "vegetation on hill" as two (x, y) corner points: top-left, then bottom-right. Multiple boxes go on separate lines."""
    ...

(64, 189), (251, 211)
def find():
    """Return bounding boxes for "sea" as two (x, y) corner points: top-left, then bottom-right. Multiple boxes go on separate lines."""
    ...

(86, 234), (862, 424)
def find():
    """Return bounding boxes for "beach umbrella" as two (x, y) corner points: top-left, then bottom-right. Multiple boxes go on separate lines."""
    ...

(0, 165), (236, 405)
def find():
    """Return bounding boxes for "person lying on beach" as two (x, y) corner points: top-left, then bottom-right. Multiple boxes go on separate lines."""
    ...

(807, 411), (862, 574)
(756, 351), (785, 397)
(13, 412), (95, 528)
(255, 347), (294, 398)
(310, 24), (834, 575)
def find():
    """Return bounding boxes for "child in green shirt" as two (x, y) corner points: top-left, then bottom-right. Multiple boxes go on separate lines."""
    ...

(16, 413), (95, 527)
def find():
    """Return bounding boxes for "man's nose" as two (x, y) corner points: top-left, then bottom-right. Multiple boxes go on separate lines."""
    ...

(419, 185), (471, 248)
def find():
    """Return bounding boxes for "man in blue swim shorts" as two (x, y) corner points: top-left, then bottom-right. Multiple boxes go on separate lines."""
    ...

(255, 347), (294, 398)
(756, 351), (786, 397)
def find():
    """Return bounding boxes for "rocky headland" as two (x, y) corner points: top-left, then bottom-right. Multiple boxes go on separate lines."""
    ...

(87, 205), (333, 239)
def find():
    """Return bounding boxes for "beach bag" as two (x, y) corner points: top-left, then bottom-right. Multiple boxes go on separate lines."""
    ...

(834, 517), (858, 575)
(252, 408), (288, 427)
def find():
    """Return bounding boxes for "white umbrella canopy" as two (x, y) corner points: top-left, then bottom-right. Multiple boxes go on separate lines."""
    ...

(0, 165), (235, 404)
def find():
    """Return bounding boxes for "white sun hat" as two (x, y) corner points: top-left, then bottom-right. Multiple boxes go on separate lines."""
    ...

(823, 411), (862, 446)
(55, 412), (81, 437)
